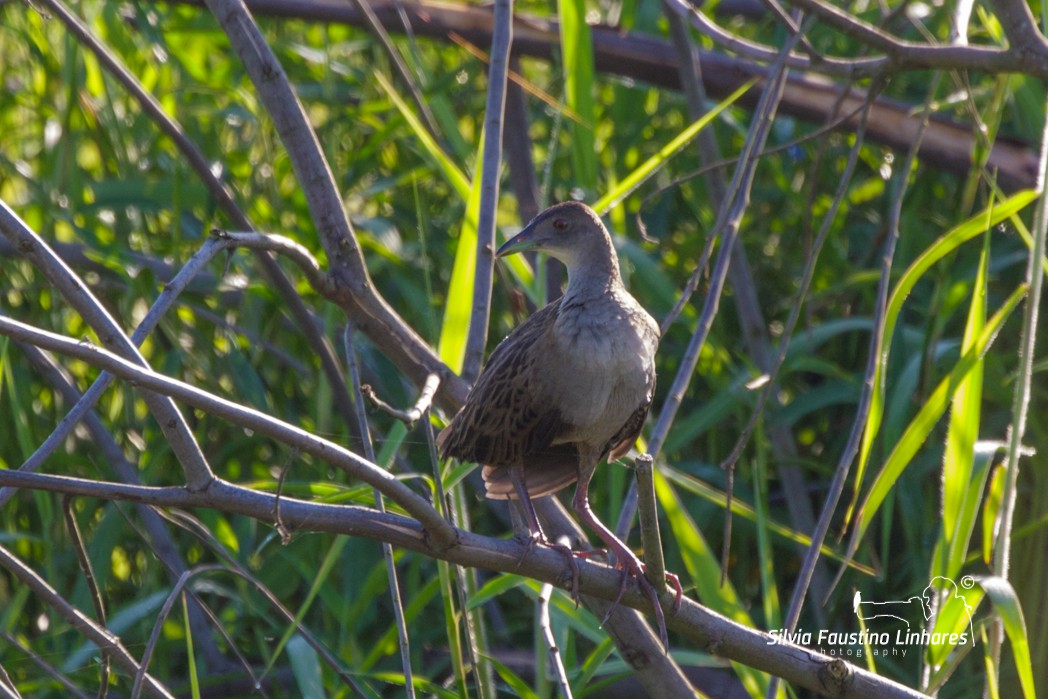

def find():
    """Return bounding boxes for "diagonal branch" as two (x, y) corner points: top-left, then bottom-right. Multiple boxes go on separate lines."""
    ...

(0, 314), (457, 547)
(0, 200), (215, 492)
(201, 0), (469, 408)
(0, 468), (931, 699)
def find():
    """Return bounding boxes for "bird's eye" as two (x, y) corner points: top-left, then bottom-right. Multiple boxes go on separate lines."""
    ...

(553, 218), (568, 231)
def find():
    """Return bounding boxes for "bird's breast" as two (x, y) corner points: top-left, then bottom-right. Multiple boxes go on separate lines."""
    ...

(542, 296), (657, 445)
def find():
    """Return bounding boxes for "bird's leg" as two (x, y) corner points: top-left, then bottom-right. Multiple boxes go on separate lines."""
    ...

(572, 452), (672, 650)
(510, 463), (580, 603)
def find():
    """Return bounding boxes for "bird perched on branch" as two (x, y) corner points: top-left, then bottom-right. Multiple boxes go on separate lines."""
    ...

(438, 201), (680, 644)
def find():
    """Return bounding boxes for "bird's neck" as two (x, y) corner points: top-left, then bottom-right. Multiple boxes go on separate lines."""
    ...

(561, 242), (623, 305)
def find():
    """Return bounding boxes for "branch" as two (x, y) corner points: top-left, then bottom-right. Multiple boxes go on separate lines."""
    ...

(157, 0), (1038, 189)
(0, 200), (215, 492)
(36, 0), (366, 444)
(0, 314), (457, 548)
(0, 469), (929, 699)
(0, 545), (174, 699)
(462, 0), (513, 383)
(201, 0), (469, 410)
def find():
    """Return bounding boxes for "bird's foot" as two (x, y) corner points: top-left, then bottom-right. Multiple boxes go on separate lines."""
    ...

(515, 532), (581, 606)
(598, 544), (680, 652)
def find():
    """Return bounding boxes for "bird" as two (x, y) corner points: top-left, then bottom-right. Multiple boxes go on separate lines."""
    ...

(438, 201), (680, 645)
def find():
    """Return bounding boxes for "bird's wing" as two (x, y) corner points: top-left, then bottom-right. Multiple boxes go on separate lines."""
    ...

(438, 300), (571, 468)
(605, 372), (654, 463)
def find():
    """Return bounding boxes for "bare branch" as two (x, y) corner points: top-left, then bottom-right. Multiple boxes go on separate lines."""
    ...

(34, 0), (365, 442)
(0, 314), (457, 547)
(0, 469), (930, 699)
(154, 0), (1040, 191)
(0, 545), (174, 699)
(202, 0), (469, 409)
(0, 200), (215, 492)
(463, 0), (514, 383)
(361, 373), (441, 426)
(344, 324), (416, 697)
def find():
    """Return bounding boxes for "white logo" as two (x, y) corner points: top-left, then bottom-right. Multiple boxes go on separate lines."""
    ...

(853, 575), (975, 646)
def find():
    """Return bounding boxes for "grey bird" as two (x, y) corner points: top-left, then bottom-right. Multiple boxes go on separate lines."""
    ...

(438, 201), (680, 643)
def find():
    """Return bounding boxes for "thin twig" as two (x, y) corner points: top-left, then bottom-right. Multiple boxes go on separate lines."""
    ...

(152, 509), (363, 691)
(348, 0), (441, 139)
(15, 343), (233, 671)
(34, 0), (365, 443)
(988, 85), (1048, 676)
(0, 631), (88, 699)
(202, 0), (469, 408)
(0, 200), (215, 493)
(344, 324), (416, 699)
(615, 15), (799, 538)
(1, 234), (229, 507)
(0, 545), (174, 699)
(537, 583), (573, 699)
(361, 373), (440, 426)
(61, 496), (110, 699)
(766, 74), (942, 699)
(719, 79), (882, 473)
(462, 0), (514, 383)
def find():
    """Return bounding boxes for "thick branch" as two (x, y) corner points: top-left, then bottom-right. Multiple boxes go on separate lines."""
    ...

(0, 315), (456, 548)
(0, 469), (928, 699)
(201, 0), (469, 411)
(160, 0), (1039, 191)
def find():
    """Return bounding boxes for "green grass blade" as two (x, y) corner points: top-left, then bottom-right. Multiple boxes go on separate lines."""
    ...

(438, 153), (483, 373)
(935, 224), (989, 579)
(485, 655), (540, 699)
(558, 0), (597, 193)
(287, 634), (325, 699)
(846, 284), (1027, 557)
(662, 465), (872, 573)
(848, 189), (1038, 525)
(182, 593), (202, 699)
(592, 79), (755, 216)
(655, 471), (769, 698)
(374, 71), (470, 198)
(979, 576), (1036, 699)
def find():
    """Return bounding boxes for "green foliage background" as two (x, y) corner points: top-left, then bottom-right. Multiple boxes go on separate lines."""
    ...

(0, 0), (1045, 696)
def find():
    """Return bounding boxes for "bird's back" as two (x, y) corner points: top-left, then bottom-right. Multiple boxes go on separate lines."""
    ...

(438, 291), (657, 500)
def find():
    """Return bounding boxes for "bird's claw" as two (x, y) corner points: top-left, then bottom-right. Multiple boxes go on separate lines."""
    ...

(596, 548), (680, 652)
(516, 532), (581, 607)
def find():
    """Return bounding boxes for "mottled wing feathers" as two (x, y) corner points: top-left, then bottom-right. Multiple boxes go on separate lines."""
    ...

(606, 397), (651, 463)
(438, 301), (571, 474)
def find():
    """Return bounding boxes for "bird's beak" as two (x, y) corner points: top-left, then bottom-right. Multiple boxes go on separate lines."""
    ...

(496, 222), (541, 258)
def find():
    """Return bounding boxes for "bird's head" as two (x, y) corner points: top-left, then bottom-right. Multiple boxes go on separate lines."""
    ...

(496, 201), (612, 269)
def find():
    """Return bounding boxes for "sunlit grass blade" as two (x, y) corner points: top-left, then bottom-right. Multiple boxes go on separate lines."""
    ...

(979, 576), (1036, 699)
(982, 462), (1007, 564)
(438, 154), (483, 373)
(847, 189), (1038, 526)
(662, 465), (873, 573)
(844, 283), (1027, 562)
(558, 0), (597, 193)
(375, 71), (470, 198)
(932, 223), (989, 581)
(592, 79), (756, 216)
(181, 593), (201, 699)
